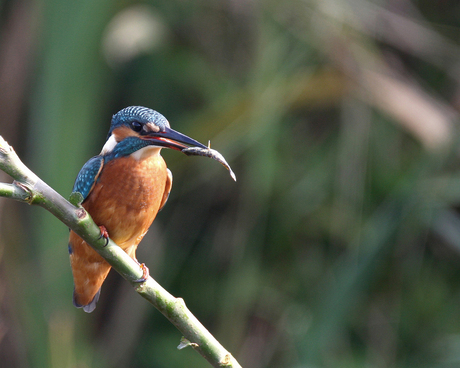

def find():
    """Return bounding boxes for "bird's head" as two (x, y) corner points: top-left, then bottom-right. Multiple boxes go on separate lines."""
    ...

(101, 106), (207, 159)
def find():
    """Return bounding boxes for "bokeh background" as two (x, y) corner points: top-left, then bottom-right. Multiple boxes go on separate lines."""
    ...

(1, 0), (460, 367)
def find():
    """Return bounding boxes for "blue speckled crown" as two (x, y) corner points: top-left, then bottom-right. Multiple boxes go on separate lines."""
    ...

(108, 106), (170, 137)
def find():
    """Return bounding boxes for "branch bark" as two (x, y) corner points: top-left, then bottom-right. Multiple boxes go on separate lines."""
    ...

(0, 135), (242, 368)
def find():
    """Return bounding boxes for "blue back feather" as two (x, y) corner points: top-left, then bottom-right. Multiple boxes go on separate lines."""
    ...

(72, 156), (104, 201)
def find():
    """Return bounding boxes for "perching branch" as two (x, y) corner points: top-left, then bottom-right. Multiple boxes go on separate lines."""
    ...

(0, 136), (242, 368)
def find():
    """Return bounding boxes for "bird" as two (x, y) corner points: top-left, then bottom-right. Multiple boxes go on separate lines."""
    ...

(68, 106), (208, 313)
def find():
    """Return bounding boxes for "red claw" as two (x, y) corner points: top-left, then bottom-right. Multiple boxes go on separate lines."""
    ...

(134, 263), (150, 283)
(98, 225), (109, 246)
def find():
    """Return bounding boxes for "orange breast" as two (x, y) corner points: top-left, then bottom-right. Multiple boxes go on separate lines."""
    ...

(69, 151), (169, 307)
(83, 153), (168, 255)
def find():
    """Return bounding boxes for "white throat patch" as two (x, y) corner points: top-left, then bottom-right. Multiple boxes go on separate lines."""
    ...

(131, 146), (161, 160)
(100, 134), (117, 155)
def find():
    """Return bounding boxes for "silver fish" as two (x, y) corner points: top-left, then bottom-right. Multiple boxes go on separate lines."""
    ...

(182, 144), (237, 181)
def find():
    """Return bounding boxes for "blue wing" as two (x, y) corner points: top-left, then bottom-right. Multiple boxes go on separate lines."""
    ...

(72, 155), (104, 202)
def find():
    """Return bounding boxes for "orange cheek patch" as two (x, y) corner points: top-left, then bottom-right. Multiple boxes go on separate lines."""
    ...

(112, 126), (138, 141)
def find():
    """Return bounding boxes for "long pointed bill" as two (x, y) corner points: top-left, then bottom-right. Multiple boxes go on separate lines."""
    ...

(142, 127), (208, 151)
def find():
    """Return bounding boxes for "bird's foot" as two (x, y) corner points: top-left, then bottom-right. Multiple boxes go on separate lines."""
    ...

(98, 225), (109, 246)
(134, 263), (149, 283)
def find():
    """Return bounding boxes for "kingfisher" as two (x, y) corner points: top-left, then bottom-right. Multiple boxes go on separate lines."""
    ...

(68, 106), (211, 313)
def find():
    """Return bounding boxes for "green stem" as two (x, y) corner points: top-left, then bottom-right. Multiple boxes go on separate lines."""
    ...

(0, 136), (242, 368)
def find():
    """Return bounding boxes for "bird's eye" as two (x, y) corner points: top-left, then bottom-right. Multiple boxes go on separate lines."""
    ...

(130, 121), (143, 132)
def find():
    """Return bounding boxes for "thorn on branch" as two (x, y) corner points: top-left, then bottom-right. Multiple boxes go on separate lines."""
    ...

(13, 181), (34, 204)
(177, 336), (199, 350)
(220, 354), (233, 367)
(76, 208), (86, 219)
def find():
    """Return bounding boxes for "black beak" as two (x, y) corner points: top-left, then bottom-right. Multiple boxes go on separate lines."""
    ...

(142, 127), (207, 151)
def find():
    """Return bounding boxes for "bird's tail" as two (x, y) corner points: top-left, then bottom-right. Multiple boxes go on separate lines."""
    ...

(73, 288), (101, 313)
(71, 263), (111, 313)
(69, 231), (112, 313)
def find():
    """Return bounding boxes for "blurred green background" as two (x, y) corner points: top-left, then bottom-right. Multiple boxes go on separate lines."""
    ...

(1, 0), (460, 367)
